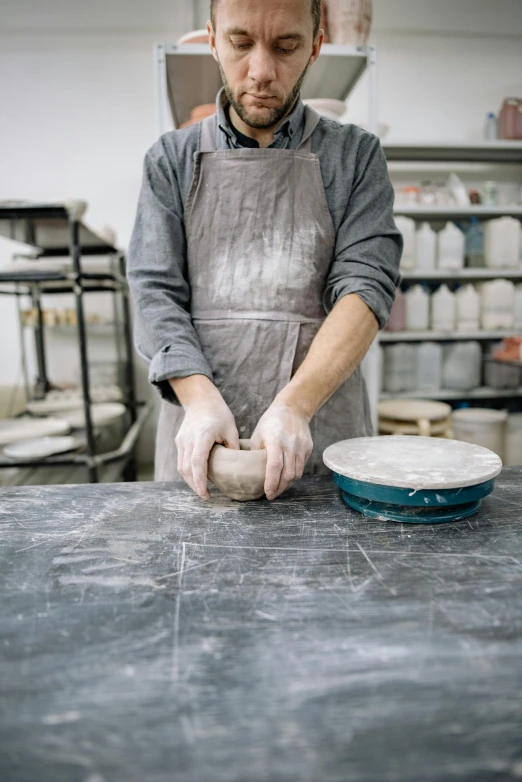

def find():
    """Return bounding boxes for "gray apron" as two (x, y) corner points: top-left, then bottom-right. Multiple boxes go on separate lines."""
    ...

(155, 107), (372, 481)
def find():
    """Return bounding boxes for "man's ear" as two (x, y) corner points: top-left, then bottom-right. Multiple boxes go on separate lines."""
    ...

(207, 20), (219, 63)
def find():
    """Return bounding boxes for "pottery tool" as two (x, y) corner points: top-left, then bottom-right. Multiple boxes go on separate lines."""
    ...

(323, 435), (502, 524)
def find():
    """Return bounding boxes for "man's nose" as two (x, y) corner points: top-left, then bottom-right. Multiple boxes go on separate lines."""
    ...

(247, 45), (277, 86)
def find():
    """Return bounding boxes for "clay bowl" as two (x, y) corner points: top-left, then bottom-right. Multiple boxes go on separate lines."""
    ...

(208, 439), (267, 502)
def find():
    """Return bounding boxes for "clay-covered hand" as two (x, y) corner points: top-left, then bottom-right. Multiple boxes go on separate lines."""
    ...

(250, 401), (313, 501)
(176, 398), (240, 501)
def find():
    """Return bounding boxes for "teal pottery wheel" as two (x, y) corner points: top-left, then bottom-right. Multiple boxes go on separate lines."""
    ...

(323, 436), (502, 525)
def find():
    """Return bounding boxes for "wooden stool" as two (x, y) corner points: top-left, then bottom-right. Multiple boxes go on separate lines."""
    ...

(378, 399), (453, 438)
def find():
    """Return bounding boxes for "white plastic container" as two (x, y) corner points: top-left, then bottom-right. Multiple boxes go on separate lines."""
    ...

(484, 217), (521, 268)
(437, 222), (465, 270)
(415, 223), (437, 271)
(452, 408), (507, 460)
(514, 284), (522, 328)
(395, 216), (416, 270)
(431, 284), (456, 331)
(480, 280), (515, 329)
(382, 344), (416, 393)
(415, 342), (443, 390)
(406, 285), (430, 331)
(505, 413), (522, 466)
(456, 285), (481, 331)
(442, 342), (482, 390)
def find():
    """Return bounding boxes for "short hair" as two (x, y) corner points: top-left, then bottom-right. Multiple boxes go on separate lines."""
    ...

(210, 0), (322, 38)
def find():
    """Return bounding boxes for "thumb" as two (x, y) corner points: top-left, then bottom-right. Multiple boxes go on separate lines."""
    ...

(223, 427), (241, 450)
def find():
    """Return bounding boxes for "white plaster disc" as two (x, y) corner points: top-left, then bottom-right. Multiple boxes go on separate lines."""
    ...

(0, 417), (70, 446)
(323, 436), (502, 491)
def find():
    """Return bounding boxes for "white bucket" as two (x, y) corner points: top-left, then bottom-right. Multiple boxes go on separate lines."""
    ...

(452, 408), (507, 459)
(505, 413), (522, 466)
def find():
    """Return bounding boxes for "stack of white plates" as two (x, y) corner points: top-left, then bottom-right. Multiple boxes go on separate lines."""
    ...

(0, 417), (70, 446)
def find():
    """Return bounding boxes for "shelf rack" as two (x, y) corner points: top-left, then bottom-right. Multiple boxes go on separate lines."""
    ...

(381, 330), (522, 343)
(0, 204), (151, 483)
(155, 43), (378, 134)
(380, 142), (522, 406)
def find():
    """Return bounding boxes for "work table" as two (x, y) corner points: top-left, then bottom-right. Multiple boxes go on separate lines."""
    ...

(1, 471), (522, 781)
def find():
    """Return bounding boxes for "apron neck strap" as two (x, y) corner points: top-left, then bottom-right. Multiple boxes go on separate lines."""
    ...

(297, 106), (322, 153)
(200, 114), (218, 153)
(198, 104), (322, 154)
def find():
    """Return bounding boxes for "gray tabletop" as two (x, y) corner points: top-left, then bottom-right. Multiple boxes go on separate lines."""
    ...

(1, 472), (522, 782)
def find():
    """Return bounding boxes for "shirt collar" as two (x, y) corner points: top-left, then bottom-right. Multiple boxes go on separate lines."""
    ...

(215, 87), (306, 149)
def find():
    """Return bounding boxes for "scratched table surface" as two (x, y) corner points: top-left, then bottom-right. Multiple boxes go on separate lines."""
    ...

(1, 472), (522, 782)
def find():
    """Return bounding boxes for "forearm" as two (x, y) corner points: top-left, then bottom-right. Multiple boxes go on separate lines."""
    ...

(276, 294), (378, 419)
(169, 375), (223, 410)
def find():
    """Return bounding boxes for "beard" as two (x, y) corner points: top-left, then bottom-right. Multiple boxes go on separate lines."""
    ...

(217, 59), (310, 130)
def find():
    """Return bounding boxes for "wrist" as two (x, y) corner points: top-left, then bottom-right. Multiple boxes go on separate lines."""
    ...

(169, 375), (224, 411)
(273, 386), (315, 422)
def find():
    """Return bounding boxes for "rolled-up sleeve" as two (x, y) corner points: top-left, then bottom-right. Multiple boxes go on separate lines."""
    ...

(323, 135), (403, 329)
(127, 140), (213, 404)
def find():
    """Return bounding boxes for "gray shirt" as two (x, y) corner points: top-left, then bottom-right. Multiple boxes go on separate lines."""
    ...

(127, 89), (403, 402)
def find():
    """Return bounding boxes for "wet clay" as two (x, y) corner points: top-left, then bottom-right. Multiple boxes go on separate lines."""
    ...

(208, 440), (267, 502)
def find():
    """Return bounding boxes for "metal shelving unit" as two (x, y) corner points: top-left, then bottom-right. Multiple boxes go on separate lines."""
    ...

(401, 268), (522, 282)
(155, 42), (378, 134)
(381, 329), (522, 343)
(383, 141), (522, 164)
(380, 387), (522, 402)
(380, 142), (522, 406)
(0, 204), (151, 484)
(394, 206), (522, 221)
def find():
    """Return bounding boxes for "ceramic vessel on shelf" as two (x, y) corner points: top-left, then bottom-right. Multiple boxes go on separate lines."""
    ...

(326, 0), (373, 44)
(438, 222), (465, 270)
(395, 216), (416, 270)
(405, 285), (430, 331)
(480, 280), (515, 329)
(415, 222), (437, 271)
(431, 284), (456, 331)
(442, 342), (482, 391)
(456, 285), (480, 332)
(415, 342), (443, 391)
(484, 217), (521, 269)
(382, 344), (416, 393)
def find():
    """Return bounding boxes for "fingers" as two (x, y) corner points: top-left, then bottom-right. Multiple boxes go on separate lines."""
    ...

(264, 441), (284, 501)
(266, 435), (314, 500)
(191, 441), (212, 501)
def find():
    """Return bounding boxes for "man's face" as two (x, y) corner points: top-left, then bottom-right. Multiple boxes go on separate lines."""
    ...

(208, 0), (323, 130)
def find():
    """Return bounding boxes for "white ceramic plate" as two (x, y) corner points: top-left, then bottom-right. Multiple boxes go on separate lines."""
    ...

(3, 436), (78, 460)
(0, 417), (71, 446)
(53, 403), (126, 429)
(26, 387), (123, 415)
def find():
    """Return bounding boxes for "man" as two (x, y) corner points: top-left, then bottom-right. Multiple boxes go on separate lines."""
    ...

(127, 0), (402, 502)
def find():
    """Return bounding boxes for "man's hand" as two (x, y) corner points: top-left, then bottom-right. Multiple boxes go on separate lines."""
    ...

(250, 401), (313, 501)
(171, 376), (240, 501)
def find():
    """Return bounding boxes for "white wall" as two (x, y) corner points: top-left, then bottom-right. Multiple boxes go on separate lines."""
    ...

(1, 0), (521, 460)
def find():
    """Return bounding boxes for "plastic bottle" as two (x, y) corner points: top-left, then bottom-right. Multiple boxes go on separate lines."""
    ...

(437, 222), (465, 270)
(456, 285), (480, 331)
(415, 223), (436, 271)
(465, 218), (485, 268)
(498, 98), (522, 140)
(386, 289), (406, 332)
(514, 284), (522, 328)
(406, 285), (430, 331)
(484, 217), (521, 268)
(382, 344), (416, 393)
(484, 112), (498, 140)
(395, 217), (416, 270)
(415, 342), (443, 390)
(480, 280), (516, 329)
(442, 342), (482, 390)
(431, 284), (456, 331)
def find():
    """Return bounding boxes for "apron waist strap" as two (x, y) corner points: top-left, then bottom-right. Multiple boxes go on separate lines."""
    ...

(192, 311), (324, 323)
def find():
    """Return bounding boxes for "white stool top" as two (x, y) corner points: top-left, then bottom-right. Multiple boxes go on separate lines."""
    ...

(323, 436), (503, 491)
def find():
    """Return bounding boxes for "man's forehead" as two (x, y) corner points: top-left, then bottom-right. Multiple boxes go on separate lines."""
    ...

(225, 25), (306, 41)
(215, 0), (314, 30)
